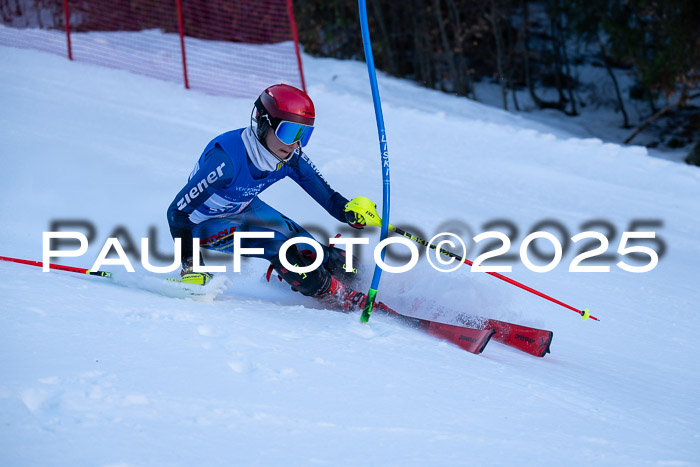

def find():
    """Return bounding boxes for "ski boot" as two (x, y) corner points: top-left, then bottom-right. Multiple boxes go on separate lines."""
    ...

(180, 256), (213, 285)
(316, 276), (368, 313)
(315, 276), (400, 318)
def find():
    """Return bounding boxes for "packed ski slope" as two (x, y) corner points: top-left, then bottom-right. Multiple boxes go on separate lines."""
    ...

(1, 40), (699, 466)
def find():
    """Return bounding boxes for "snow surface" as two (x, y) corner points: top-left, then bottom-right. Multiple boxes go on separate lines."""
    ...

(1, 38), (700, 466)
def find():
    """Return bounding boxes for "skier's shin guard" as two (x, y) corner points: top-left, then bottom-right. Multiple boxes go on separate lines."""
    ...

(325, 246), (361, 285)
(269, 246), (332, 297)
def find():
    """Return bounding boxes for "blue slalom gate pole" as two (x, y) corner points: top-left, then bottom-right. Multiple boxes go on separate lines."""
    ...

(358, 0), (391, 323)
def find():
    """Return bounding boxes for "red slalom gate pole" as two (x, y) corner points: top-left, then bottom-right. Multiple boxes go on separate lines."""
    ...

(0, 256), (111, 277)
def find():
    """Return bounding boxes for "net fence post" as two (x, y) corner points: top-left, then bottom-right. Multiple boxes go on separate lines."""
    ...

(175, 0), (189, 89)
(285, 0), (306, 92)
(63, 0), (72, 60)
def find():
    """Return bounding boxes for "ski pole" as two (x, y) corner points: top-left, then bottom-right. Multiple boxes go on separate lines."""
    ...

(344, 199), (598, 322)
(0, 256), (111, 277)
(391, 226), (597, 321)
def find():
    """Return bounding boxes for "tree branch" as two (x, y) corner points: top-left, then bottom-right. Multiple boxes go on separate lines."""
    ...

(624, 88), (689, 145)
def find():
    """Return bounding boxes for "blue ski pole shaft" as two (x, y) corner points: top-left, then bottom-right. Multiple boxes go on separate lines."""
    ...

(358, 0), (391, 323)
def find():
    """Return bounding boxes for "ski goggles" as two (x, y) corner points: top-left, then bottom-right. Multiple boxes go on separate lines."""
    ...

(274, 120), (314, 147)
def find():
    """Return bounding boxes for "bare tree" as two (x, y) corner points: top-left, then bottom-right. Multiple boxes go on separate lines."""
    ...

(445, 0), (472, 97)
(521, 0), (564, 111)
(598, 36), (630, 128)
(370, 0), (397, 76)
(554, 13), (577, 115)
(486, 0), (508, 109)
(412, 0), (433, 88)
(433, 0), (462, 94)
(624, 88), (698, 144)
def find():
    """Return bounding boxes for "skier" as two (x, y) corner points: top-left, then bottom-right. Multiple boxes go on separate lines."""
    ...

(167, 84), (374, 312)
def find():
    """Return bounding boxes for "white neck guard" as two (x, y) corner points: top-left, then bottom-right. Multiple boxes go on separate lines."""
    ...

(241, 126), (284, 172)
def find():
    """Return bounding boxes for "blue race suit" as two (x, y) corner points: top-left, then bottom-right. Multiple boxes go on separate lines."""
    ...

(167, 129), (351, 293)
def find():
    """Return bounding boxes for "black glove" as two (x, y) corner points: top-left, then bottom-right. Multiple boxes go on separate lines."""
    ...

(344, 210), (366, 229)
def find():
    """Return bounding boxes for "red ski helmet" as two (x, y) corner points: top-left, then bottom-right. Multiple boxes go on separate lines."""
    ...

(253, 84), (315, 147)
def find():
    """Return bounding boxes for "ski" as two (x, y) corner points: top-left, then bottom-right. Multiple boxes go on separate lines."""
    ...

(410, 298), (554, 357)
(456, 314), (553, 357)
(372, 304), (495, 354)
(483, 319), (553, 357)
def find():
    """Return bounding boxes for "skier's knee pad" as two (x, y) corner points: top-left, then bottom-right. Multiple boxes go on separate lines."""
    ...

(325, 245), (361, 285)
(297, 245), (360, 285)
(270, 246), (331, 297)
